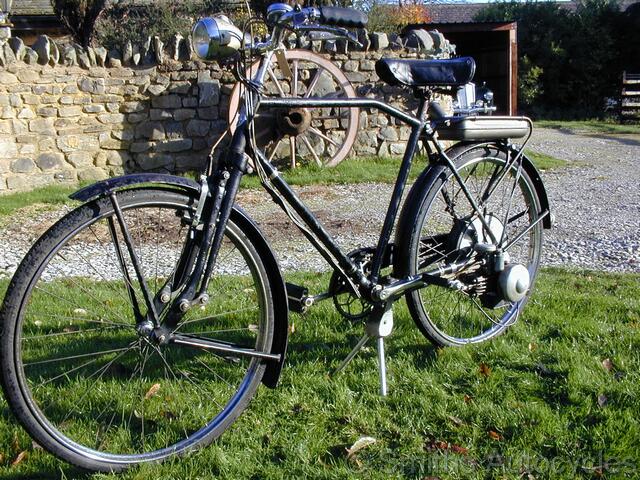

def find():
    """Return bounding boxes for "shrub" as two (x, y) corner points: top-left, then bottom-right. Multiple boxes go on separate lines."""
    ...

(356, 0), (431, 33)
(475, 0), (626, 119)
(51, 0), (108, 46)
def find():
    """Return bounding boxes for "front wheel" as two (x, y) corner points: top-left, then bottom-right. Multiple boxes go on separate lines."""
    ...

(0, 188), (274, 472)
(397, 143), (544, 347)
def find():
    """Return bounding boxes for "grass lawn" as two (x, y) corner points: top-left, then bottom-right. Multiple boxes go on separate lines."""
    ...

(537, 120), (640, 135)
(0, 268), (638, 479)
(0, 150), (566, 219)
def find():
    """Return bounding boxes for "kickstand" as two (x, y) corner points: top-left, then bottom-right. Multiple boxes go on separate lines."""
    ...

(333, 302), (394, 396)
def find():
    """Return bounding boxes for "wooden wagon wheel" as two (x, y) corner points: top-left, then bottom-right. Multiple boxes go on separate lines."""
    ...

(228, 50), (359, 168)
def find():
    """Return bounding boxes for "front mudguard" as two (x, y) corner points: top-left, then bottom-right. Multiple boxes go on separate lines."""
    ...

(71, 173), (289, 388)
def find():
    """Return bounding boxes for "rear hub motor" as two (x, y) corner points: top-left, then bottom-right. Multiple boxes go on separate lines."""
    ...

(451, 214), (530, 305)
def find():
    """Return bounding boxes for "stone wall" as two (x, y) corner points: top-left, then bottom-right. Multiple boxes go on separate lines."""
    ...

(0, 30), (453, 193)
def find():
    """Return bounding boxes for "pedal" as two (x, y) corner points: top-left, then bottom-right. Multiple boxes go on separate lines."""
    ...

(286, 282), (313, 314)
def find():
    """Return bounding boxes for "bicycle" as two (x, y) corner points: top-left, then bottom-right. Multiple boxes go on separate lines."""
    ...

(0, 4), (551, 472)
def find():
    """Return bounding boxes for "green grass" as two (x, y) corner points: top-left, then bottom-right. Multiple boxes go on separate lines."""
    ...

(0, 151), (567, 220)
(0, 268), (638, 479)
(537, 120), (640, 135)
(0, 184), (80, 218)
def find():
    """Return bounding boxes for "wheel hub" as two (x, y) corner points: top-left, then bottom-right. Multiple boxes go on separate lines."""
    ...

(276, 107), (312, 136)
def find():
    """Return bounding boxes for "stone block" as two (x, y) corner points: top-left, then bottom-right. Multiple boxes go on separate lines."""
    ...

(58, 106), (83, 118)
(17, 108), (35, 119)
(156, 139), (192, 152)
(151, 95), (182, 109)
(83, 104), (105, 114)
(136, 153), (173, 171)
(0, 139), (18, 160)
(343, 60), (359, 72)
(66, 151), (93, 168)
(8, 37), (26, 62)
(120, 102), (145, 114)
(128, 113), (148, 123)
(97, 113), (126, 124)
(29, 118), (56, 135)
(0, 71), (17, 84)
(130, 141), (153, 153)
(0, 119), (12, 134)
(197, 71), (220, 107)
(186, 119), (210, 137)
(378, 126), (399, 141)
(198, 107), (218, 120)
(370, 32), (389, 51)
(174, 108), (196, 121)
(78, 166), (108, 182)
(78, 77), (106, 94)
(56, 135), (100, 153)
(32, 35), (52, 65)
(136, 121), (165, 140)
(36, 152), (65, 170)
(147, 84), (167, 96)
(150, 109), (173, 120)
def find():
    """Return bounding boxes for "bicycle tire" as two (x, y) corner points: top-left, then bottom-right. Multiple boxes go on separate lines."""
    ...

(396, 142), (544, 347)
(0, 188), (274, 472)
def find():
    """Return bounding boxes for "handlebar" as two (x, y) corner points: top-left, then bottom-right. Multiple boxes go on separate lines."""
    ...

(276, 5), (367, 31)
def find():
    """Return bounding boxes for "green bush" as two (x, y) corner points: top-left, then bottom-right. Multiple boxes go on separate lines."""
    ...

(51, 0), (108, 46)
(94, 0), (253, 51)
(475, 0), (629, 119)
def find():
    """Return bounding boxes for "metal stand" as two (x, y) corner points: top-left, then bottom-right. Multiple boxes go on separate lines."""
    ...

(334, 302), (393, 396)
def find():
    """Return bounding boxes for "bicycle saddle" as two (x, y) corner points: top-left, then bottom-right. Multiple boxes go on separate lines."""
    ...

(375, 57), (476, 88)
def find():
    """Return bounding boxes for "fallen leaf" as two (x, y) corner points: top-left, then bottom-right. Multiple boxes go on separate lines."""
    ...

(289, 322), (295, 334)
(488, 430), (502, 441)
(248, 324), (259, 334)
(144, 383), (161, 400)
(73, 308), (88, 316)
(11, 451), (27, 467)
(479, 363), (491, 378)
(601, 358), (614, 373)
(450, 444), (469, 455)
(597, 394), (608, 407)
(0, 453), (4, 463)
(33, 320), (43, 327)
(463, 394), (472, 404)
(424, 439), (468, 455)
(11, 432), (20, 452)
(345, 436), (376, 458)
(31, 440), (43, 450)
(528, 342), (537, 352)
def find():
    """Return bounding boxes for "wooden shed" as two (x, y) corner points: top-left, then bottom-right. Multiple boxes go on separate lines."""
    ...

(405, 20), (518, 116)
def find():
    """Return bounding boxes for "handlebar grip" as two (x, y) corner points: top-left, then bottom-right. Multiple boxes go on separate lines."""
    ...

(319, 7), (368, 29)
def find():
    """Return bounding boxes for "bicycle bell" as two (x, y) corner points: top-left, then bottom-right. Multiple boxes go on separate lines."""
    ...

(192, 15), (242, 61)
(266, 3), (294, 25)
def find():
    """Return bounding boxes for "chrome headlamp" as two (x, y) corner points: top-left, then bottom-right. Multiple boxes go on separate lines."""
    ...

(192, 15), (242, 61)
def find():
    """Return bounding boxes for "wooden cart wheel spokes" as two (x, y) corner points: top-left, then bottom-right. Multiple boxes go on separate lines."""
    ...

(228, 50), (359, 168)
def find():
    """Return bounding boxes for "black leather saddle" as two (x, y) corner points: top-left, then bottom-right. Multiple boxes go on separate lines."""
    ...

(375, 57), (476, 88)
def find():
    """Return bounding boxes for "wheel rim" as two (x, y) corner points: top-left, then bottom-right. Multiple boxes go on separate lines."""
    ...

(413, 150), (542, 344)
(14, 192), (271, 462)
(229, 50), (359, 168)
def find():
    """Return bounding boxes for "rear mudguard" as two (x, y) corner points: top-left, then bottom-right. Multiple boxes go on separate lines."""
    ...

(71, 173), (289, 388)
(395, 141), (551, 275)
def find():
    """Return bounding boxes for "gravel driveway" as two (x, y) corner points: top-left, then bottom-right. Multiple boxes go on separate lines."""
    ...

(1, 127), (638, 279)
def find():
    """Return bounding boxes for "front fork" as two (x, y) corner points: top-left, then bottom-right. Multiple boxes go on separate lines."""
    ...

(160, 129), (249, 326)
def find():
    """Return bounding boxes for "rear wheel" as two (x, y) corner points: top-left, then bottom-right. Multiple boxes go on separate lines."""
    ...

(0, 188), (274, 471)
(399, 143), (544, 346)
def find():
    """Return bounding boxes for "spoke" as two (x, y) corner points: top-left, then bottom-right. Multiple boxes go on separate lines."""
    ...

(308, 127), (338, 147)
(267, 66), (287, 97)
(25, 345), (137, 366)
(57, 341), (140, 424)
(290, 136), (296, 169)
(24, 324), (122, 340)
(173, 307), (257, 332)
(292, 60), (299, 97)
(304, 68), (322, 98)
(301, 135), (322, 166)
(32, 287), (131, 328)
